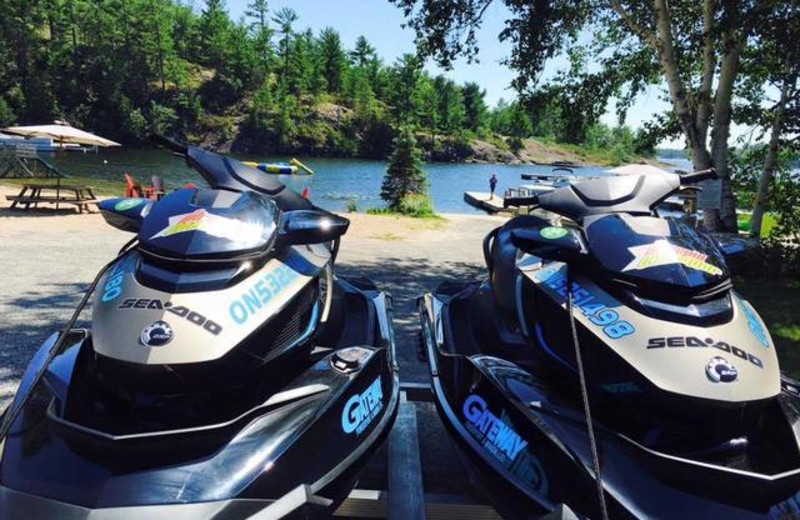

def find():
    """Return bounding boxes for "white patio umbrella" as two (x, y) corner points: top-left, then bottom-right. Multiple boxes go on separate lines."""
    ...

(1, 122), (121, 147)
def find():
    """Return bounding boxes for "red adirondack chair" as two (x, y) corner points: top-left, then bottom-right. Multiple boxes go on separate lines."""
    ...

(123, 173), (157, 199)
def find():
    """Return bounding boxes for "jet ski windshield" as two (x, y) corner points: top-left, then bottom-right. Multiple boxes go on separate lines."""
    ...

(584, 213), (730, 301)
(139, 188), (279, 260)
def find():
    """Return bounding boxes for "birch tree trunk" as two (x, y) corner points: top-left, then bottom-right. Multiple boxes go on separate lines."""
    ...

(707, 36), (742, 232)
(749, 72), (795, 237)
(652, 0), (713, 172)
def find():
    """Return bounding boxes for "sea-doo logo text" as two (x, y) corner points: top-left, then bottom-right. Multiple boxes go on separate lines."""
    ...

(342, 377), (383, 435)
(140, 321), (174, 347)
(646, 336), (763, 369)
(463, 394), (528, 461)
(623, 240), (722, 276)
(119, 299), (223, 336)
(706, 357), (738, 383)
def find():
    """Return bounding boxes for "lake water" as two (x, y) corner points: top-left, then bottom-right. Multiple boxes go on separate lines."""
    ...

(52, 148), (689, 214)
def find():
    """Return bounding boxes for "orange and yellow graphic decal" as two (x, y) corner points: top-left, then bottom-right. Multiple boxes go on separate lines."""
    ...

(622, 239), (722, 276)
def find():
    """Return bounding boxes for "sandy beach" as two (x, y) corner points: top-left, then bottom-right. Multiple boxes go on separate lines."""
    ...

(0, 183), (506, 405)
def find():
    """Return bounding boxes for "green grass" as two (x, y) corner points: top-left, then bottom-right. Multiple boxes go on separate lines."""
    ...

(365, 207), (443, 220)
(734, 277), (800, 378)
(736, 213), (777, 237)
(367, 193), (442, 219)
(2, 176), (126, 196)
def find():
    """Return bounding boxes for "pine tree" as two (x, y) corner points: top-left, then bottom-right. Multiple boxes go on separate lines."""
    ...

(245, 0), (273, 79)
(198, 0), (231, 69)
(272, 7), (298, 78)
(436, 77), (465, 134)
(350, 35), (376, 68)
(381, 127), (428, 210)
(508, 101), (533, 152)
(318, 27), (346, 94)
(462, 82), (487, 133)
(389, 54), (422, 125)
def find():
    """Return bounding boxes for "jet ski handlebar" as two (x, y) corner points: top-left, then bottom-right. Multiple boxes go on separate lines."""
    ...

(152, 134), (188, 156)
(679, 167), (717, 184)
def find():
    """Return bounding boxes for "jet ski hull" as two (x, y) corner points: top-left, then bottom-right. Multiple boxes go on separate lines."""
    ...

(420, 287), (800, 520)
(0, 279), (399, 519)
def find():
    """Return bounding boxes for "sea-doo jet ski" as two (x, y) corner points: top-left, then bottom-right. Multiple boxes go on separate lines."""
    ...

(0, 138), (399, 519)
(419, 168), (800, 519)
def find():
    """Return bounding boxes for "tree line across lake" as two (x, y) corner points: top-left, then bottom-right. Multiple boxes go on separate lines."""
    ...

(0, 0), (647, 162)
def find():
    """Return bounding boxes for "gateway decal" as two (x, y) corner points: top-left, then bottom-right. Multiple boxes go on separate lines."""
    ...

(623, 239), (722, 276)
(463, 394), (528, 461)
(463, 394), (548, 494)
(342, 376), (383, 435)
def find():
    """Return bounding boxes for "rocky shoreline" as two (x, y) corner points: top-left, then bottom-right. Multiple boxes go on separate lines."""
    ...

(184, 102), (606, 167)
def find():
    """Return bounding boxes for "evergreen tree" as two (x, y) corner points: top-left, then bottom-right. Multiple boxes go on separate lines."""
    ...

(414, 78), (439, 135)
(462, 82), (487, 133)
(197, 0), (231, 69)
(381, 127), (428, 210)
(318, 27), (346, 94)
(389, 54), (422, 125)
(350, 35), (376, 68)
(245, 0), (273, 79)
(272, 7), (298, 78)
(436, 77), (465, 134)
(351, 68), (377, 120)
(508, 102), (532, 151)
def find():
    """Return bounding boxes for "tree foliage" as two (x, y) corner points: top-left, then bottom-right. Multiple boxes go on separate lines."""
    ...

(390, 0), (794, 231)
(381, 126), (428, 210)
(0, 0), (652, 164)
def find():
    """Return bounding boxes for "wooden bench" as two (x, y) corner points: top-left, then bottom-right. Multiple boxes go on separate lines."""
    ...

(5, 195), (98, 213)
(6, 183), (98, 213)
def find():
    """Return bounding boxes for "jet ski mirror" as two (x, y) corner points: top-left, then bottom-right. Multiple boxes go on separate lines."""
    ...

(511, 226), (586, 262)
(278, 210), (350, 245)
(99, 197), (153, 233)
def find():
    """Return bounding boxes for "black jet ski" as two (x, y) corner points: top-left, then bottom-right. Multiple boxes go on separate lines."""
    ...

(0, 138), (399, 519)
(419, 168), (800, 519)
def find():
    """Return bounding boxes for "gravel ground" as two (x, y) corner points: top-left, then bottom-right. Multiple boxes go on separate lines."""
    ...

(0, 191), (506, 504)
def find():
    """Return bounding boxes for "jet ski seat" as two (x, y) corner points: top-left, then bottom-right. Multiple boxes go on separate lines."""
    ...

(485, 215), (549, 314)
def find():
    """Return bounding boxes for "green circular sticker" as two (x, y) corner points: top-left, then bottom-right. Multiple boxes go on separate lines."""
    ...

(114, 198), (144, 211)
(540, 226), (569, 240)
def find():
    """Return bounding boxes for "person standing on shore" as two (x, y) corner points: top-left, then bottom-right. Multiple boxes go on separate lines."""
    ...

(489, 173), (498, 199)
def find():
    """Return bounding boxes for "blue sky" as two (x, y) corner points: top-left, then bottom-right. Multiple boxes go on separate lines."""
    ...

(222, 0), (755, 148)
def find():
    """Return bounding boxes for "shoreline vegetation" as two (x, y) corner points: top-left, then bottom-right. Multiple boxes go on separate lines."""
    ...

(0, 1), (661, 168)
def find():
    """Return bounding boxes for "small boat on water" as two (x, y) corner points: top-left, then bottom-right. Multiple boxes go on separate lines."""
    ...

(531, 159), (583, 168)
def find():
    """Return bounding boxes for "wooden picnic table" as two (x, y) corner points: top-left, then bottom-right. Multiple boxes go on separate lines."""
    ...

(6, 183), (97, 213)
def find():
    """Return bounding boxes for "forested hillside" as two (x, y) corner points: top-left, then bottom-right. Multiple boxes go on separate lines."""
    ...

(0, 0), (649, 162)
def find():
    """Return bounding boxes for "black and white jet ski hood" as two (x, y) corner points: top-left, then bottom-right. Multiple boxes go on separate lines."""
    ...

(138, 188), (279, 259)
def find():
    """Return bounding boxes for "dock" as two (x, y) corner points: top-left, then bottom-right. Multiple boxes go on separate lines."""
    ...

(463, 191), (510, 214)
